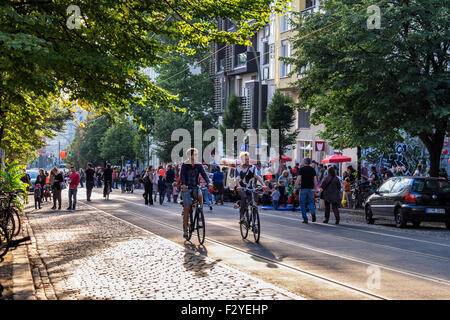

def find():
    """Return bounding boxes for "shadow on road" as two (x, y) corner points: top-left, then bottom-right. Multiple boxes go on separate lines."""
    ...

(182, 242), (220, 278)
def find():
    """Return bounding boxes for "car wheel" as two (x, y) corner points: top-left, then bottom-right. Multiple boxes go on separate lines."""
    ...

(412, 221), (421, 228)
(445, 221), (450, 230)
(395, 209), (407, 228)
(365, 205), (375, 224)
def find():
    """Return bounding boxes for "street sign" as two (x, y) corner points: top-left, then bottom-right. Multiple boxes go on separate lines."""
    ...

(126, 160), (131, 164)
(121, 155), (125, 160)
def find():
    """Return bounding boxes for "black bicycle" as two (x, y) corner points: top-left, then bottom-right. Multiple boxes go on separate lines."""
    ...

(0, 190), (23, 257)
(351, 181), (372, 209)
(181, 187), (206, 245)
(239, 187), (262, 243)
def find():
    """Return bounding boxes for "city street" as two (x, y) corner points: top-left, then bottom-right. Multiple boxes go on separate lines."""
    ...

(69, 188), (450, 300)
(1, 0), (448, 306)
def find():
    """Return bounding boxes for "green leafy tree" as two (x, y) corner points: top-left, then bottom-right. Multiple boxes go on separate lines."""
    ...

(290, 0), (449, 176)
(67, 115), (111, 167)
(266, 89), (298, 157)
(0, 163), (28, 209)
(152, 52), (217, 163)
(1, 1), (287, 161)
(99, 119), (137, 166)
(220, 94), (246, 156)
(0, 95), (72, 163)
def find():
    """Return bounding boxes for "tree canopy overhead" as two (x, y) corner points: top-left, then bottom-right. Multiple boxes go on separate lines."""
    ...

(290, 0), (449, 176)
(1, 0), (288, 161)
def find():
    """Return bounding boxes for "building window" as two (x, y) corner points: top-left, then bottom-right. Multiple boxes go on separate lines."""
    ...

(235, 53), (246, 68)
(263, 42), (269, 65)
(263, 67), (270, 80)
(280, 41), (292, 77)
(234, 45), (247, 69)
(263, 24), (270, 38)
(297, 62), (311, 79)
(218, 58), (225, 72)
(280, 1), (293, 32)
(305, 0), (320, 12)
(298, 108), (310, 129)
(299, 141), (313, 160)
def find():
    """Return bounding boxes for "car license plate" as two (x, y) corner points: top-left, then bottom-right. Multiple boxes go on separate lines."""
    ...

(425, 208), (445, 214)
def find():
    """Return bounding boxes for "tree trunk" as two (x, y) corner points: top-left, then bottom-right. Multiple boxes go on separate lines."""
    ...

(420, 122), (447, 177)
(357, 146), (362, 180)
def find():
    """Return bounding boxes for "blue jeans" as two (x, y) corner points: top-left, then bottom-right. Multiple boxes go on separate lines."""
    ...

(300, 189), (315, 221)
(201, 187), (211, 207)
(68, 188), (77, 209)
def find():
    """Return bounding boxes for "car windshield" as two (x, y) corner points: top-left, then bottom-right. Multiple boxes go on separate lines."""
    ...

(412, 179), (450, 193)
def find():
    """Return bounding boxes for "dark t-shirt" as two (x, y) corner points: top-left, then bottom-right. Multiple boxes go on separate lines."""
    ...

(165, 169), (175, 184)
(85, 168), (95, 182)
(298, 166), (316, 189)
(103, 168), (113, 182)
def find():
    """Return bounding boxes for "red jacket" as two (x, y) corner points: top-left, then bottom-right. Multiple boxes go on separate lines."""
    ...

(69, 172), (80, 189)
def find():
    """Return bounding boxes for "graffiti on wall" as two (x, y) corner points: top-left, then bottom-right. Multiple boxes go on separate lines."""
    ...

(362, 141), (428, 175)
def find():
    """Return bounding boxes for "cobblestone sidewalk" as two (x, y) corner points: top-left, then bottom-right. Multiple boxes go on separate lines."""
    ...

(23, 200), (303, 300)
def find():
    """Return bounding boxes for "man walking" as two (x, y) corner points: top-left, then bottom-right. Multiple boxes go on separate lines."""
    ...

(68, 166), (80, 210)
(103, 163), (113, 198)
(295, 158), (318, 224)
(85, 163), (95, 201)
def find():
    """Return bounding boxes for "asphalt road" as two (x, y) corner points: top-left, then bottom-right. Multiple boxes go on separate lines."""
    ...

(80, 188), (450, 300)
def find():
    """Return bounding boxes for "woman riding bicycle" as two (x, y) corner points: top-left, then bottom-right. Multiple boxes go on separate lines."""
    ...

(236, 152), (266, 225)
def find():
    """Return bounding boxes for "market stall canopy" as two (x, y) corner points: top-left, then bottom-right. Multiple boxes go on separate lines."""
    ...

(321, 155), (352, 164)
(270, 155), (292, 163)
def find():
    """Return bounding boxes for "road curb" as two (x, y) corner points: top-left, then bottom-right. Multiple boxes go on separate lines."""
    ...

(11, 213), (36, 300)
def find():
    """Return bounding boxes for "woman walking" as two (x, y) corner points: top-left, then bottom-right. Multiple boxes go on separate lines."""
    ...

(319, 167), (341, 224)
(79, 168), (85, 188)
(50, 167), (64, 210)
(157, 174), (166, 205)
(143, 166), (154, 205)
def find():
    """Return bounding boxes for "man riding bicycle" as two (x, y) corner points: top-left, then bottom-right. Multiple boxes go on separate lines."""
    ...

(180, 148), (211, 240)
(103, 163), (113, 198)
(236, 152), (265, 225)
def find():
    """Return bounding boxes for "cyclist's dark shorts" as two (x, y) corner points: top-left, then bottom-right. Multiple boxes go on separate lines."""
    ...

(182, 188), (201, 206)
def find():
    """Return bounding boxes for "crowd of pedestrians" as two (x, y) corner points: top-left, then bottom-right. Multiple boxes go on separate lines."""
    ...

(23, 158), (449, 226)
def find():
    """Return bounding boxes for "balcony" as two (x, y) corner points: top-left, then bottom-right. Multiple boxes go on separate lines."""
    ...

(226, 51), (259, 76)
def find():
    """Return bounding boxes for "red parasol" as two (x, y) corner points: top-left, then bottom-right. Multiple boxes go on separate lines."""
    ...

(270, 155), (292, 163)
(321, 154), (351, 164)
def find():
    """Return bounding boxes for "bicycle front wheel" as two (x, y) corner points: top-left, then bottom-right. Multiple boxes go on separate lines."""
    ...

(0, 224), (9, 258)
(186, 209), (193, 241)
(196, 208), (205, 245)
(13, 208), (22, 238)
(240, 211), (249, 240)
(252, 207), (260, 243)
(4, 211), (15, 241)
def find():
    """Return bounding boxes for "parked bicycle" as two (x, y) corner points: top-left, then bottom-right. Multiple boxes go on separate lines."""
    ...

(0, 190), (23, 257)
(350, 181), (373, 209)
(238, 186), (262, 243)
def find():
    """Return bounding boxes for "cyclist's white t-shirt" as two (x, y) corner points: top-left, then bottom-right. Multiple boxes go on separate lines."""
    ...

(236, 165), (257, 188)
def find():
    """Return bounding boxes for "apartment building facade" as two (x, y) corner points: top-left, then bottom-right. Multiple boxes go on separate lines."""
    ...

(210, 0), (358, 170)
